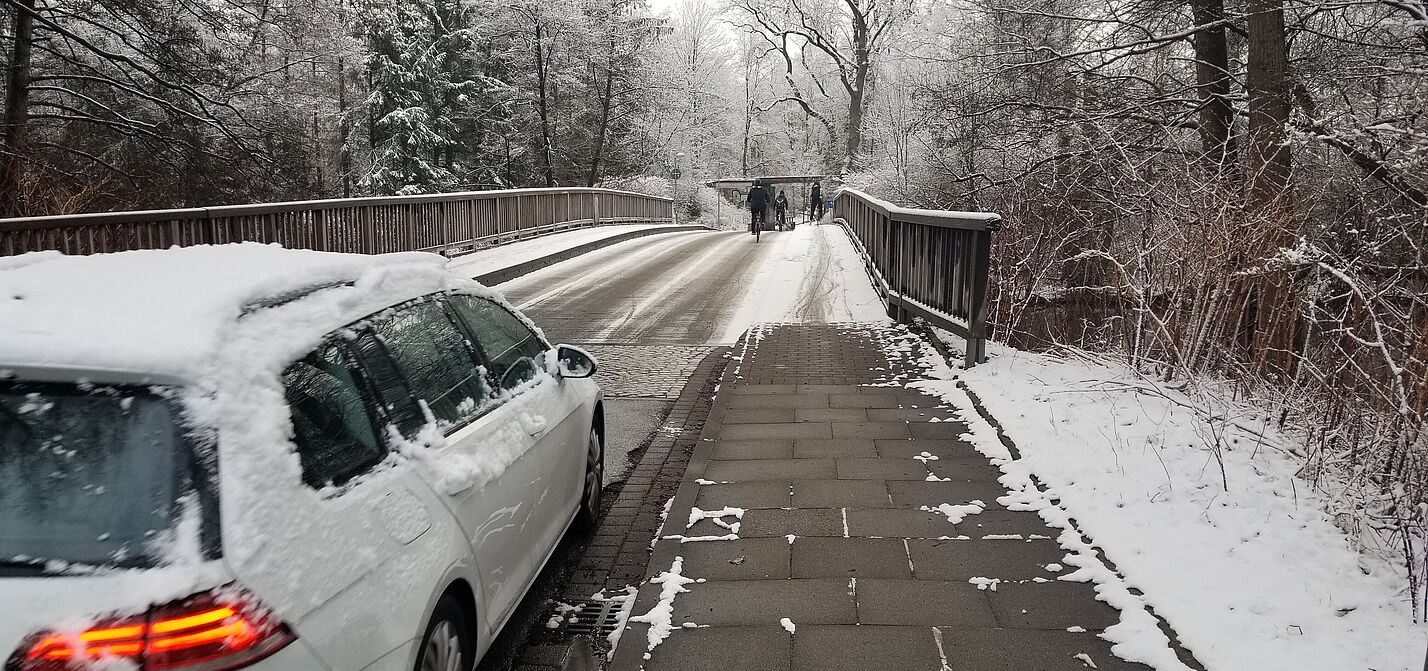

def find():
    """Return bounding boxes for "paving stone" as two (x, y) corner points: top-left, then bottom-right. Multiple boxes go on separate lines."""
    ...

(854, 578), (997, 627)
(960, 510), (1060, 537)
(723, 408), (798, 424)
(694, 481), (792, 509)
(831, 421), (912, 439)
(587, 344), (717, 399)
(726, 384), (797, 395)
(874, 438), (981, 460)
(828, 394), (900, 409)
(796, 384), (863, 394)
(985, 581), (1120, 630)
(939, 628), (1152, 671)
(703, 458), (836, 481)
(679, 538), (792, 580)
(728, 394), (831, 409)
(710, 439), (794, 460)
(865, 407), (960, 422)
(835, 457), (930, 481)
(717, 422), (833, 441)
(645, 626), (791, 671)
(845, 508), (960, 538)
(909, 421), (979, 439)
(740, 508), (844, 537)
(927, 458), (1005, 482)
(672, 579), (856, 625)
(887, 480), (1011, 508)
(792, 407), (870, 423)
(791, 625), (940, 671)
(792, 438), (878, 458)
(791, 479), (890, 508)
(907, 539), (1068, 580)
(791, 537), (911, 578)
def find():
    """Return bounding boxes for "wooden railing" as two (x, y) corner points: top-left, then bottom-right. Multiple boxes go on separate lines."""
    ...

(0, 187), (674, 257)
(832, 187), (1001, 367)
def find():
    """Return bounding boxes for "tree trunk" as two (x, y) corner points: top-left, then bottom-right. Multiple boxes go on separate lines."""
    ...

(586, 31), (617, 187)
(1245, 0), (1298, 379)
(844, 64), (865, 174)
(1190, 0), (1236, 172)
(339, 56), (352, 198)
(843, 25), (870, 174)
(534, 22), (555, 187)
(0, 0), (36, 217)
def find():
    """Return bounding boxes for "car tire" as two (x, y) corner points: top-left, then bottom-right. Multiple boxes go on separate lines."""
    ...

(575, 427), (603, 531)
(415, 595), (473, 671)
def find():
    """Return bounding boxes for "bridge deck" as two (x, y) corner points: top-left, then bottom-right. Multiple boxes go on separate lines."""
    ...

(609, 323), (1194, 671)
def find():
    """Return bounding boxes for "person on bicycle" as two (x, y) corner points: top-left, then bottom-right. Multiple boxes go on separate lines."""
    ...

(809, 182), (823, 220)
(774, 190), (788, 231)
(746, 179), (770, 235)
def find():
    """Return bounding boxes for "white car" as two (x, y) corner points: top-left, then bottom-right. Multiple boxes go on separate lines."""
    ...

(0, 243), (605, 671)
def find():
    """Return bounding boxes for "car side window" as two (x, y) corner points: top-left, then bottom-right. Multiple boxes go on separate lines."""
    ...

(447, 295), (547, 392)
(282, 343), (384, 489)
(363, 299), (493, 435)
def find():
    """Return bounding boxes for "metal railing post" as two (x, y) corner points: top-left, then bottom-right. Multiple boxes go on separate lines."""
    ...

(965, 229), (991, 367)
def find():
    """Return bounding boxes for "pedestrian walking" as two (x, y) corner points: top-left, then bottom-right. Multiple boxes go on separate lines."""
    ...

(810, 182), (824, 221)
(774, 190), (789, 230)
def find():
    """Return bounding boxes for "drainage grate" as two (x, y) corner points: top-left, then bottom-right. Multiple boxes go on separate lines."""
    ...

(554, 596), (630, 636)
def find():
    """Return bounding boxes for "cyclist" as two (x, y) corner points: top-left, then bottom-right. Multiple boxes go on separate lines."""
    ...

(746, 179), (770, 236)
(809, 182), (823, 220)
(774, 190), (789, 230)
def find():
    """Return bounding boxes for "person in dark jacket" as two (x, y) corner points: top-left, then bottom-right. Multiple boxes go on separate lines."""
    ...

(774, 190), (789, 230)
(810, 182), (823, 220)
(746, 180), (770, 234)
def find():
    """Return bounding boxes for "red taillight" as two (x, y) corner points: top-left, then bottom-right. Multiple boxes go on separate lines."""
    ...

(8, 590), (295, 671)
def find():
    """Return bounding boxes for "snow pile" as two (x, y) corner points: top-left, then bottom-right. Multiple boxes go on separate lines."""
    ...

(917, 336), (1427, 670)
(663, 506), (744, 543)
(921, 501), (986, 525)
(628, 556), (696, 660)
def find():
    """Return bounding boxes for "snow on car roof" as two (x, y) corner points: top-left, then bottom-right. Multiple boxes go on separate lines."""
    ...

(0, 243), (451, 380)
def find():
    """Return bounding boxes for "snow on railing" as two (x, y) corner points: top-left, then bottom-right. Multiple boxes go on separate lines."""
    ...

(831, 187), (1001, 367)
(0, 187), (675, 257)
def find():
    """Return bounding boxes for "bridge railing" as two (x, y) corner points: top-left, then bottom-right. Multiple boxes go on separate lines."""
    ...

(0, 187), (675, 257)
(832, 187), (1001, 367)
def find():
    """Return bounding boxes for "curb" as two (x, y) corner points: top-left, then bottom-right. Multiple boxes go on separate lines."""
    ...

(472, 225), (708, 285)
(607, 332), (754, 671)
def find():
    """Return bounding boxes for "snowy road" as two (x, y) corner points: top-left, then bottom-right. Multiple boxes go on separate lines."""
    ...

(495, 223), (886, 345)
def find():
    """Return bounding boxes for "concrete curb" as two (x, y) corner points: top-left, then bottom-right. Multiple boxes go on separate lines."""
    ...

(607, 332), (753, 671)
(471, 225), (708, 285)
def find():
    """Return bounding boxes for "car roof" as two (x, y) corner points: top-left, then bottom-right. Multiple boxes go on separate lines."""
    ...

(0, 243), (453, 381)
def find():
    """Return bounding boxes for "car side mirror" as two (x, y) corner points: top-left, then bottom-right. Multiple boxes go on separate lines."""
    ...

(555, 345), (597, 379)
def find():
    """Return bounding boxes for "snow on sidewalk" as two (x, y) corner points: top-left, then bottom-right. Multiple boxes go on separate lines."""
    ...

(916, 336), (1426, 671)
(718, 223), (888, 341)
(445, 223), (693, 278)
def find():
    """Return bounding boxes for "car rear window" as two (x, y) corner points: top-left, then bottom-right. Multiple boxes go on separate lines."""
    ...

(0, 381), (206, 572)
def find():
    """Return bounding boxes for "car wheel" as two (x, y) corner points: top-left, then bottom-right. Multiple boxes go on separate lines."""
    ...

(576, 427), (603, 530)
(416, 595), (473, 671)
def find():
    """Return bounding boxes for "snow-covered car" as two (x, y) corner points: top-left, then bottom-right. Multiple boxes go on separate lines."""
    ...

(0, 244), (605, 671)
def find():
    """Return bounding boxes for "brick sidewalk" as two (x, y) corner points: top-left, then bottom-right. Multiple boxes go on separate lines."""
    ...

(609, 323), (1167, 671)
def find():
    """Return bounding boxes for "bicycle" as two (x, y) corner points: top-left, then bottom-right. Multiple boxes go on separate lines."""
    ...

(750, 207), (766, 242)
(775, 207), (788, 231)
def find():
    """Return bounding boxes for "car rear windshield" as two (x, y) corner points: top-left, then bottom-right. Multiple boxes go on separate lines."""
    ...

(0, 381), (206, 572)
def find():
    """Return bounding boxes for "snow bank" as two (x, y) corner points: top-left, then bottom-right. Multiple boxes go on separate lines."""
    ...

(920, 336), (1426, 670)
(446, 223), (693, 278)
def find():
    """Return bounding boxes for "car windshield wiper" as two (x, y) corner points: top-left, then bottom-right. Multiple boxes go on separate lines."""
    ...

(0, 558), (53, 576)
